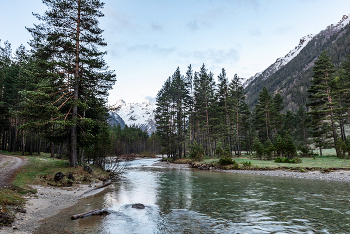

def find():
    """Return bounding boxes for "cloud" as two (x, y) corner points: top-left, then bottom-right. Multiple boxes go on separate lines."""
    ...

(187, 20), (200, 31)
(104, 6), (139, 32)
(151, 23), (164, 32)
(128, 44), (176, 56)
(250, 28), (261, 37)
(180, 48), (240, 65)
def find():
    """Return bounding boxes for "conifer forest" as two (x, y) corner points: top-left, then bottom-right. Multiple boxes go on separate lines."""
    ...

(0, 0), (160, 167)
(155, 51), (350, 160)
(1, 0), (350, 168)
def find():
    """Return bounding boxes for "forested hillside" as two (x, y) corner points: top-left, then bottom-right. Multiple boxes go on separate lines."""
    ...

(156, 48), (350, 160)
(245, 16), (350, 112)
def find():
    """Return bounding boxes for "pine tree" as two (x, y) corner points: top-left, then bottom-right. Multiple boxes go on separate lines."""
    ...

(254, 87), (273, 141)
(228, 74), (246, 155)
(193, 64), (216, 156)
(26, 0), (116, 166)
(216, 68), (231, 151)
(307, 51), (341, 157)
(155, 77), (174, 158)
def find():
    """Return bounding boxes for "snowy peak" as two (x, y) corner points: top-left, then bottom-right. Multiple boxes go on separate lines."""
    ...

(109, 99), (156, 134)
(243, 34), (314, 88)
(243, 14), (350, 88)
(327, 14), (350, 32)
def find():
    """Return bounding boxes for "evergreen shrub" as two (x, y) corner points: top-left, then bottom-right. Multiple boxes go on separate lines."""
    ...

(274, 157), (302, 164)
(219, 156), (235, 165)
(242, 161), (252, 167)
(189, 141), (205, 161)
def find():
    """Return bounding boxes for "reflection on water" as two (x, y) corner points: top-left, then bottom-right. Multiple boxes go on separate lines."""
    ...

(36, 158), (350, 233)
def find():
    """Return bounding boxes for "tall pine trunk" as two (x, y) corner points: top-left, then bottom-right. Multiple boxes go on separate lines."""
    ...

(71, 0), (81, 167)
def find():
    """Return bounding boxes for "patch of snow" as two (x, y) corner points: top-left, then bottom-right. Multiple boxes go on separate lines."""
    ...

(244, 14), (350, 88)
(109, 99), (156, 134)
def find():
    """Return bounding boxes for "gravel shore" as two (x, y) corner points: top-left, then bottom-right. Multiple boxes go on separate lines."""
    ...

(0, 183), (109, 234)
(222, 169), (350, 182)
(154, 160), (350, 182)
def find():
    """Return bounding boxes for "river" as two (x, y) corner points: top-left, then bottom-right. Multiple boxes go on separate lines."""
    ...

(35, 158), (350, 233)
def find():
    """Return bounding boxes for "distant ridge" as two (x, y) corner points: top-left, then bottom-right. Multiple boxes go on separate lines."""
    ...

(108, 99), (156, 135)
(244, 14), (350, 111)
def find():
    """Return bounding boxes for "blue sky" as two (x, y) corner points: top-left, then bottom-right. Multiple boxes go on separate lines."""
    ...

(1, 0), (350, 104)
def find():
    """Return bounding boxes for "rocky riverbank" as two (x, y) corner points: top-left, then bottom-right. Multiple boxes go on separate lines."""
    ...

(154, 160), (350, 182)
(0, 182), (110, 234)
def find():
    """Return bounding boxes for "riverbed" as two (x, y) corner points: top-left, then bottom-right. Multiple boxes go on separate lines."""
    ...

(34, 158), (350, 233)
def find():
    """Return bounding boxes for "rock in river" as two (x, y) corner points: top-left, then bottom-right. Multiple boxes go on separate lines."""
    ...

(131, 203), (145, 209)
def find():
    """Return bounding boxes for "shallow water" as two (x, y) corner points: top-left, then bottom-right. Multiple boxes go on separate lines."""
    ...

(35, 158), (350, 233)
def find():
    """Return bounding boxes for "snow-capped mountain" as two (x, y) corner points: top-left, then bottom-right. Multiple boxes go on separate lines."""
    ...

(243, 34), (315, 88)
(243, 14), (350, 88)
(244, 14), (350, 111)
(108, 99), (156, 135)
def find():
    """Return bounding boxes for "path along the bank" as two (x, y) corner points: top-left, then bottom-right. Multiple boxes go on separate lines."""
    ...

(0, 154), (27, 187)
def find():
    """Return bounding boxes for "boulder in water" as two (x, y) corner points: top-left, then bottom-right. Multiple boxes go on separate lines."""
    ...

(132, 203), (145, 209)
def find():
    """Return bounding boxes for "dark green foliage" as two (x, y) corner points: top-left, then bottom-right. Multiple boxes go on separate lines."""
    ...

(189, 141), (205, 161)
(109, 125), (159, 156)
(264, 139), (275, 160)
(215, 141), (225, 157)
(23, 0), (116, 166)
(155, 66), (192, 159)
(252, 137), (264, 159)
(0, 1), (116, 166)
(307, 51), (340, 157)
(275, 157), (302, 164)
(283, 134), (297, 159)
(154, 37), (350, 162)
(242, 161), (252, 167)
(218, 156), (235, 165)
(299, 145), (310, 157)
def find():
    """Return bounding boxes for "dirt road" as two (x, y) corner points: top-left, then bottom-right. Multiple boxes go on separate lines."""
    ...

(0, 154), (27, 187)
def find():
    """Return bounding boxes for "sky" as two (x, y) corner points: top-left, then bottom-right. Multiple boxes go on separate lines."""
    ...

(1, 0), (350, 104)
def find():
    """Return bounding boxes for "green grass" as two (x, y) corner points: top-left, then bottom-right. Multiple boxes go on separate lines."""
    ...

(13, 154), (109, 188)
(0, 189), (24, 208)
(175, 148), (350, 170)
(0, 188), (27, 226)
(231, 156), (350, 169)
(13, 155), (70, 187)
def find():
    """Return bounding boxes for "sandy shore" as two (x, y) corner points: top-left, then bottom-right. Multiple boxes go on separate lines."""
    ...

(154, 160), (350, 182)
(0, 182), (110, 234)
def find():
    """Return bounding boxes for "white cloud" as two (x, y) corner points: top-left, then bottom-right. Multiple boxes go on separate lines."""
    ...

(180, 48), (240, 65)
(128, 44), (176, 56)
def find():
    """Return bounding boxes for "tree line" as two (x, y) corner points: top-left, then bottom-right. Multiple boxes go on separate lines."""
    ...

(0, 0), (117, 167)
(110, 124), (162, 156)
(155, 51), (350, 160)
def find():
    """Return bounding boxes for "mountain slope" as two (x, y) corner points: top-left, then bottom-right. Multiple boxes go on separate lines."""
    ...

(244, 14), (350, 111)
(109, 99), (156, 134)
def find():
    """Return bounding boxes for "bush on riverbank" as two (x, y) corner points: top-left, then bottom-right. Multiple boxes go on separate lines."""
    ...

(218, 156), (236, 165)
(274, 157), (302, 164)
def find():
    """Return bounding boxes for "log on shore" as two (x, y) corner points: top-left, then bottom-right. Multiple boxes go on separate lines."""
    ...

(71, 209), (110, 220)
(76, 181), (112, 199)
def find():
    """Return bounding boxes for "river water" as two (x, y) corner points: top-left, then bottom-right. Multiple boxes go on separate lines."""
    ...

(36, 158), (350, 233)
